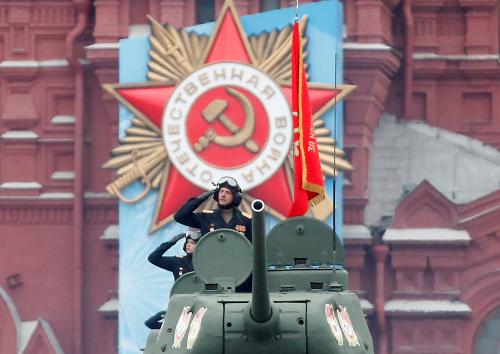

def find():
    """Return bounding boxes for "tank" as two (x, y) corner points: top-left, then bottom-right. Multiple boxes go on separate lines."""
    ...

(143, 200), (374, 354)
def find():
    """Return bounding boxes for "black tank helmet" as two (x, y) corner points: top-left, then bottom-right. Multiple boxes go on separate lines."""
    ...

(183, 229), (201, 252)
(213, 176), (242, 207)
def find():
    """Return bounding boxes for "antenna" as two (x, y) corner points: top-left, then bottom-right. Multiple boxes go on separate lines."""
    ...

(332, 51), (338, 265)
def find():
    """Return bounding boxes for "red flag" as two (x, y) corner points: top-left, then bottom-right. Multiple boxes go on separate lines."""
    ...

(288, 19), (325, 217)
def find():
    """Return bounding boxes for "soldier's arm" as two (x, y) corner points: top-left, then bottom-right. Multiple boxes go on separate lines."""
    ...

(173, 190), (216, 228)
(144, 310), (166, 330)
(149, 255), (180, 272)
(148, 233), (184, 270)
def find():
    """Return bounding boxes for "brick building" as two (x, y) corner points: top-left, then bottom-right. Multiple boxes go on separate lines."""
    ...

(0, 1), (499, 354)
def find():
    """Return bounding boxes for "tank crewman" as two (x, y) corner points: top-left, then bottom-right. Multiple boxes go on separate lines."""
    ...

(148, 229), (201, 280)
(173, 176), (252, 242)
(174, 176), (252, 292)
(144, 310), (166, 330)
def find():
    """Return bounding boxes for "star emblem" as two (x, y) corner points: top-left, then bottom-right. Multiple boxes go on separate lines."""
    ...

(103, 0), (354, 233)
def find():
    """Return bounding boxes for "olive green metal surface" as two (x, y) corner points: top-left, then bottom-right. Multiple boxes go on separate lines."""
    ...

(169, 272), (204, 296)
(192, 228), (252, 288)
(143, 211), (374, 354)
(266, 216), (345, 267)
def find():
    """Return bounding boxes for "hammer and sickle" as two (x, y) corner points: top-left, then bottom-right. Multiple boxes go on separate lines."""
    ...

(194, 87), (259, 153)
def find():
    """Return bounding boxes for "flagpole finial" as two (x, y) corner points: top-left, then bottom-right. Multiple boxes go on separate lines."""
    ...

(295, 0), (299, 21)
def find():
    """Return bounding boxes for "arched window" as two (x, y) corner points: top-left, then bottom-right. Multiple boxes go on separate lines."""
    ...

(474, 308), (500, 354)
(196, 0), (215, 24)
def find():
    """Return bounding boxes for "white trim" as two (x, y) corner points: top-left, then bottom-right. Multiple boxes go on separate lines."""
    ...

(383, 228), (471, 245)
(19, 321), (37, 354)
(37, 319), (65, 354)
(51, 171), (75, 181)
(0, 182), (42, 190)
(98, 298), (118, 314)
(0, 59), (89, 68)
(385, 299), (471, 316)
(0, 59), (67, 68)
(1, 130), (39, 140)
(413, 53), (500, 61)
(459, 205), (500, 224)
(0, 287), (22, 350)
(83, 192), (113, 199)
(101, 225), (119, 241)
(0, 194), (75, 200)
(85, 42), (120, 50)
(343, 42), (394, 51)
(51, 115), (76, 125)
(361, 299), (374, 313)
(344, 225), (372, 240)
(39, 193), (74, 199)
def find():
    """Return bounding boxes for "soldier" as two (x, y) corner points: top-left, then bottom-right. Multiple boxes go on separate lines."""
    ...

(173, 176), (252, 242)
(148, 229), (201, 280)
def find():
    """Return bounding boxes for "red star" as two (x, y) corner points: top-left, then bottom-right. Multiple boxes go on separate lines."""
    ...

(106, 1), (349, 231)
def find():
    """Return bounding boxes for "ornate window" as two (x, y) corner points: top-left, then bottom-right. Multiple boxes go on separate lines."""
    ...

(474, 308), (500, 354)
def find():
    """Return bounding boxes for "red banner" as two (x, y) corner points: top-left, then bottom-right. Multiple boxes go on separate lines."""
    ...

(288, 20), (325, 217)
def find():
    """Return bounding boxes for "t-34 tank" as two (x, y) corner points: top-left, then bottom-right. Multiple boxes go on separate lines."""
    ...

(143, 200), (374, 354)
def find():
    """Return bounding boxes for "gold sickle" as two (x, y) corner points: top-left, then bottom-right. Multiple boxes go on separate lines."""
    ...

(194, 87), (259, 153)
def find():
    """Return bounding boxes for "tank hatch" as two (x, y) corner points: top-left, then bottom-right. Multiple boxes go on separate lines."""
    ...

(192, 228), (252, 292)
(266, 216), (344, 268)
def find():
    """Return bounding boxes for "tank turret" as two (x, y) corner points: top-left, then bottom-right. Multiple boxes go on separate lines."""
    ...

(143, 200), (374, 354)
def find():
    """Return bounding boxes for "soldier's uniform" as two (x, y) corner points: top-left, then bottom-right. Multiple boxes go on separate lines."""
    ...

(173, 177), (253, 291)
(173, 196), (252, 242)
(148, 233), (194, 280)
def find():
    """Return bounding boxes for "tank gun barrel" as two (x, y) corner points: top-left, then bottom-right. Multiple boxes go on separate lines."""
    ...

(250, 199), (272, 322)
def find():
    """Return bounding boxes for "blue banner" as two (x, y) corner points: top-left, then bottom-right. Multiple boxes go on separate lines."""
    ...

(118, 2), (344, 353)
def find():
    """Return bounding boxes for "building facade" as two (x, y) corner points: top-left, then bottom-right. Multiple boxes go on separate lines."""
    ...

(0, 1), (499, 353)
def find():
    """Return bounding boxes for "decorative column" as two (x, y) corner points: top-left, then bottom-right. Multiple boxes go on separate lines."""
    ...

(343, 49), (401, 224)
(384, 228), (472, 354)
(93, 0), (123, 43)
(353, 0), (401, 43)
(0, 65), (41, 196)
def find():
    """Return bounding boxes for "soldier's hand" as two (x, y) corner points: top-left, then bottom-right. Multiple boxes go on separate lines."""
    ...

(198, 188), (217, 201)
(171, 232), (185, 243)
